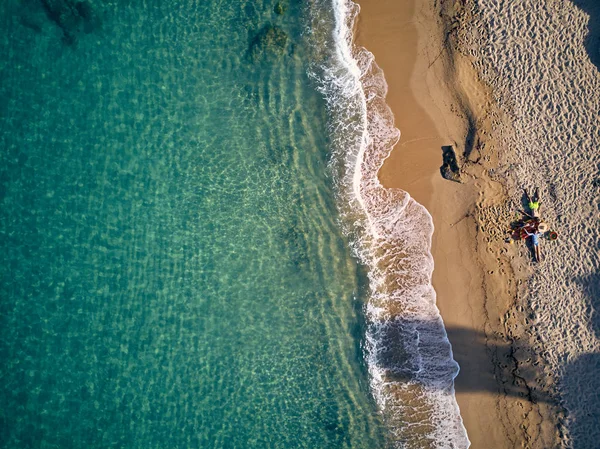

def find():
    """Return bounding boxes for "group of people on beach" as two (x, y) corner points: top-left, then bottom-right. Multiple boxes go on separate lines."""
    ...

(522, 188), (545, 262)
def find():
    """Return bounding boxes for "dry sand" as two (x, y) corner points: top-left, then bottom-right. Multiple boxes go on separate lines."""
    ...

(356, 0), (565, 447)
(456, 2), (600, 446)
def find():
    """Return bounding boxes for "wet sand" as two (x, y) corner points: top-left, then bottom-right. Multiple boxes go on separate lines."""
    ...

(355, 0), (561, 447)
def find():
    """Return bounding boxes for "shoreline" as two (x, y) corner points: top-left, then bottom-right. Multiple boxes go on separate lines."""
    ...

(355, 0), (561, 447)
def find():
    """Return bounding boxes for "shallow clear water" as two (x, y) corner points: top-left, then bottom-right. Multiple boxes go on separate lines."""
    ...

(0, 1), (389, 447)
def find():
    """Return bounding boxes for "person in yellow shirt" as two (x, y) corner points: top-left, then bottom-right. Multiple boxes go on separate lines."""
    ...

(524, 188), (540, 218)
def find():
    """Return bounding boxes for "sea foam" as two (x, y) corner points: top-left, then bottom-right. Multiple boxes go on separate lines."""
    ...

(307, 0), (470, 447)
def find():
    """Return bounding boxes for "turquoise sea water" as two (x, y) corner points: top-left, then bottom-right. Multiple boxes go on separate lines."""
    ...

(0, 1), (390, 448)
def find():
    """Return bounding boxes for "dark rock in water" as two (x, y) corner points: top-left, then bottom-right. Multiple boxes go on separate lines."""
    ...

(39, 0), (99, 45)
(74, 1), (98, 33)
(19, 5), (45, 34)
(20, 19), (43, 34)
(440, 145), (462, 182)
(248, 24), (288, 61)
(274, 1), (288, 15)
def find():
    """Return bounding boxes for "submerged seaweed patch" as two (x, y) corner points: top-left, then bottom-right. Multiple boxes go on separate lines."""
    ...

(38, 0), (101, 45)
(248, 24), (289, 61)
(274, 1), (288, 15)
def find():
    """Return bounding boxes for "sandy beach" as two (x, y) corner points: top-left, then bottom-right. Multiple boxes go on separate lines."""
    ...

(1, 0), (596, 447)
(354, 0), (579, 447)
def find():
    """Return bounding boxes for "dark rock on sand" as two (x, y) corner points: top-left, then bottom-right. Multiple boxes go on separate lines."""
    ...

(440, 145), (462, 182)
(248, 24), (288, 61)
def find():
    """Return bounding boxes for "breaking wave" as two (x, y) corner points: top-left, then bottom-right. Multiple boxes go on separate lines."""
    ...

(307, 0), (470, 447)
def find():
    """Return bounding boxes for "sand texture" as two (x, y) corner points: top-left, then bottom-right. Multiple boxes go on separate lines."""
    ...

(452, 1), (600, 447)
(357, 0), (599, 447)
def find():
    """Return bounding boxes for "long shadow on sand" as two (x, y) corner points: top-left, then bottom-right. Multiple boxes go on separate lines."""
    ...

(561, 269), (600, 446)
(371, 317), (559, 405)
(446, 326), (554, 403)
(571, 0), (600, 71)
(452, 262), (600, 448)
(562, 352), (600, 447)
(372, 311), (600, 446)
(374, 317), (600, 446)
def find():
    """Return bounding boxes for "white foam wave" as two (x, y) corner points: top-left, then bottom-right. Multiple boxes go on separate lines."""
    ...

(307, 0), (470, 447)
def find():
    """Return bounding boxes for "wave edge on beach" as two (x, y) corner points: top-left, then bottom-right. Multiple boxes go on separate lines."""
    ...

(307, 1), (470, 447)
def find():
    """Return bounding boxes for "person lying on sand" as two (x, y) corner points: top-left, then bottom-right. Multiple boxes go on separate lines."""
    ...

(524, 188), (541, 218)
(523, 228), (542, 262)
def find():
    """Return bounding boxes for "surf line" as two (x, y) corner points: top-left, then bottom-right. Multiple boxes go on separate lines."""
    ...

(327, 0), (471, 446)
